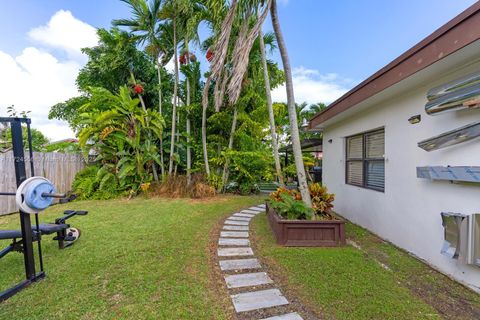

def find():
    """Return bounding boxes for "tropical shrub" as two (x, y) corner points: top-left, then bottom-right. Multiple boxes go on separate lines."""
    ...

(309, 183), (335, 219)
(72, 165), (122, 200)
(269, 184), (335, 220)
(269, 193), (313, 220)
(225, 150), (273, 194)
(77, 86), (164, 196)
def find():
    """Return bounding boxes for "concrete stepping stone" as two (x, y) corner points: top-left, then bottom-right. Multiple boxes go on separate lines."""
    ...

(219, 238), (250, 246)
(231, 289), (289, 313)
(241, 209), (261, 215)
(249, 207), (265, 212)
(223, 225), (249, 231)
(221, 231), (249, 238)
(257, 204), (266, 208)
(233, 213), (255, 218)
(218, 247), (253, 257)
(262, 313), (304, 320)
(228, 216), (251, 222)
(219, 258), (261, 271)
(225, 220), (250, 226)
(224, 272), (273, 288)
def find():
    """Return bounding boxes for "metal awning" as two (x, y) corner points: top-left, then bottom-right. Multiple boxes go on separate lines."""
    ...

(279, 138), (323, 153)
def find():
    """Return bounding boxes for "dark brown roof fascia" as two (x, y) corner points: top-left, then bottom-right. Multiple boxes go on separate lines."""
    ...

(309, 2), (480, 129)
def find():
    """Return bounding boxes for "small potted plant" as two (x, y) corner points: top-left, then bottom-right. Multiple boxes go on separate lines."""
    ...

(267, 183), (345, 247)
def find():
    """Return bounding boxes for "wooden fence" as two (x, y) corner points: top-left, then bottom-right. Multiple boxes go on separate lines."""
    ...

(0, 151), (85, 215)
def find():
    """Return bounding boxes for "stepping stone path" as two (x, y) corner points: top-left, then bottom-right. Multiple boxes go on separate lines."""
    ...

(217, 204), (305, 319)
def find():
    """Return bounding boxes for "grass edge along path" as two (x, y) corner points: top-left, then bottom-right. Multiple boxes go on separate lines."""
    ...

(0, 195), (262, 320)
(251, 213), (480, 320)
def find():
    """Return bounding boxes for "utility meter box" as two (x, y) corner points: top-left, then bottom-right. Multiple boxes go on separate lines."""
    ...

(467, 214), (480, 267)
(441, 212), (468, 260)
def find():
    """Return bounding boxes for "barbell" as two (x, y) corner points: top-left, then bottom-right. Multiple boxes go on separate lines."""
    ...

(14, 177), (65, 214)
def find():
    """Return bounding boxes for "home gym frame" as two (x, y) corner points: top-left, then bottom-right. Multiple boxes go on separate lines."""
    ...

(0, 117), (45, 301)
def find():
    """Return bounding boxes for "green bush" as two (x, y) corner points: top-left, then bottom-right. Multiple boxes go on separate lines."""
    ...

(72, 165), (122, 200)
(269, 193), (313, 220)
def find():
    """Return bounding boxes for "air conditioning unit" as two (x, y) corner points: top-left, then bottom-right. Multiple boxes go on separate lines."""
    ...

(441, 212), (480, 267)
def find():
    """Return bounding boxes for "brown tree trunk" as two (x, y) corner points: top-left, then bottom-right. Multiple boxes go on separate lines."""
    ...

(259, 28), (284, 187)
(130, 70), (159, 182)
(185, 38), (192, 185)
(270, 0), (311, 207)
(169, 15), (179, 176)
(202, 77), (211, 177)
(220, 107), (238, 192)
(156, 60), (165, 178)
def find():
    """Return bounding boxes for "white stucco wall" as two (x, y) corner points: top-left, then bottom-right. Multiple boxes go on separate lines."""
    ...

(322, 59), (480, 291)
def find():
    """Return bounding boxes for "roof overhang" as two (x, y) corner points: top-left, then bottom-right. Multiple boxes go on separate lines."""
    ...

(309, 2), (480, 130)
(279, 138), (323, 153)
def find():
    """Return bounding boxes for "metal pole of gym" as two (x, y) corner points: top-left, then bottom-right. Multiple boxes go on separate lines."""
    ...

(0, 117), (44, 302)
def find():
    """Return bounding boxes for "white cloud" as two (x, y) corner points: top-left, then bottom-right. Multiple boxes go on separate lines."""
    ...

(28, 10), (98, 62)
(271, 67), (351, 105)
(0, 10), (98, 140)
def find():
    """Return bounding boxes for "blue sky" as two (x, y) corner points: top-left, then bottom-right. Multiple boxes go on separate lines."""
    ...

(0, 0), (477, 138)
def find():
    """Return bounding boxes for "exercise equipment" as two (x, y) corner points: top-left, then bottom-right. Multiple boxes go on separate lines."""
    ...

(0, 210), (88, 259)
(0, 117), (87, 302)
(16, 177), (65, 214)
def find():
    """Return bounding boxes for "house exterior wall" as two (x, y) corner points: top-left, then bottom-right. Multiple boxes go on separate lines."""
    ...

(322, 61), (480, 291)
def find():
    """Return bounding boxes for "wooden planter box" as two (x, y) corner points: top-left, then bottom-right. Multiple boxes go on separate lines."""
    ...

(266, 203), (346, 247)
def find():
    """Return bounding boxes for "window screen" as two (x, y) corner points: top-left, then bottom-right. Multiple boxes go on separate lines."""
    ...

(346, 129), (385, 191)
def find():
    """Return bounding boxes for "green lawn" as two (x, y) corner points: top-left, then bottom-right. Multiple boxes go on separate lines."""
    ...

(251, 213), (480, 320)
(0, 195), (262, 320)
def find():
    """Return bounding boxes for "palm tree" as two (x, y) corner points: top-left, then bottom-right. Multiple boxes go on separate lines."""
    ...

(158, 1), (182, 176)
(178, 1), (204, 184)
(201, 0), (239, 177)
(113, 0), (165, 179)
(270, 0), (311, 207)
(258, 28), (284, 186)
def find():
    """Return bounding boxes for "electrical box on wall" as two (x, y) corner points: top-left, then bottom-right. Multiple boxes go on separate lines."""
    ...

(467, 214), (480, 267)
(441, 212), (480, 267)
(441, 212), (468, 259)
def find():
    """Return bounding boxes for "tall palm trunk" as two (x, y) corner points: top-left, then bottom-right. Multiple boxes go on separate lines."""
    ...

(220, 107), (238, 192)
(174, 109), (180, 175)
(130, 70), (159, 182)
(270, 0), (311, 207)
(169, 14), (179, 176)
(259, 28), (284, 187)
(185, 38), (192, 185)
(156, 59), (165, 177)
(202, 77), (212, 177)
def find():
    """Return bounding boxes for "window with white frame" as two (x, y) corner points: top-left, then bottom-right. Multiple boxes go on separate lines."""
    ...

(346, 128), (385, 192)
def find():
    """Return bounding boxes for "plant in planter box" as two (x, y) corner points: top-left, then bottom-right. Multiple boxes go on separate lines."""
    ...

(269, 191), (313, 220)
(267, 185), (344, 247)
(309, 183), (335, 220)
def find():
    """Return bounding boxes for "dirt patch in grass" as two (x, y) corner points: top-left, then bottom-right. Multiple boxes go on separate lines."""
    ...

(346, 224), (480, 320)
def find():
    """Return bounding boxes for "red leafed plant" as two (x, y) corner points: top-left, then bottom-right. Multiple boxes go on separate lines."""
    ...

(309, 183), (335, 219)
(270, 188), (301, 202)
(269, 184), (336, 220)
